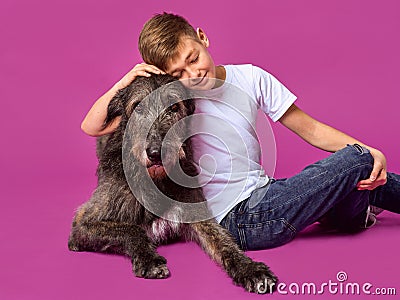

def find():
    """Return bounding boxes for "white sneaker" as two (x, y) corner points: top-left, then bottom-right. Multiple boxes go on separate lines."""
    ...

(364, 206), (377, 229)
(370, 205), (384, 216)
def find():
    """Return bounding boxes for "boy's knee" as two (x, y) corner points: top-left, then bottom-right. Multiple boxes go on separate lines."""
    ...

(348, 143), (369, 155)
(345, 144), (373, 163)
(329, 144), (373, 181)
(346, 144), (374, 178)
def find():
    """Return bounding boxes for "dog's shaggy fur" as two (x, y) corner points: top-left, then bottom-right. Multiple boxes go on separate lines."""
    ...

(68, 74), (277, 293)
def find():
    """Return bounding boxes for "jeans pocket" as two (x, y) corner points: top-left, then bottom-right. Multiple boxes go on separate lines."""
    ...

(238, 218), (296, 250)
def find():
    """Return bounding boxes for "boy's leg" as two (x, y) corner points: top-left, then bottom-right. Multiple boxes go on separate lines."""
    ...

(221, 144), (376, 250)
(369, 172), (400, 213)
(321, 171), (400, 230)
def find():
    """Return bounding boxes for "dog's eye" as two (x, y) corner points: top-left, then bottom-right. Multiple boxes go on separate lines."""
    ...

(134, 102), (143, 114)
(170, 103), (179, 112)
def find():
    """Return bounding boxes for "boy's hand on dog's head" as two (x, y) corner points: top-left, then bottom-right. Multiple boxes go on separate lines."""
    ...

(117, 63), (166, 89)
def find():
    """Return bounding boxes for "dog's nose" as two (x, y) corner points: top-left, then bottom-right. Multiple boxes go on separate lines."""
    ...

(146, 147), (161, 163)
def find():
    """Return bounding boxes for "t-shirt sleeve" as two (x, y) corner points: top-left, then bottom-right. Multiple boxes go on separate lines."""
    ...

(253, 65), (297, 122)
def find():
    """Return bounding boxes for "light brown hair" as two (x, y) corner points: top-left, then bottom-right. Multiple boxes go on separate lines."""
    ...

(138, 13), (200, 71)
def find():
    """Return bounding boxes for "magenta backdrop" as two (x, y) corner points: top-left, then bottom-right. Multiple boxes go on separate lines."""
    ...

(1, 0), (399, 299)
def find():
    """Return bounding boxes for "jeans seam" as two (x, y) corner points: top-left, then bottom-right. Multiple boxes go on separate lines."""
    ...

(240, 217), (297, 234)
(238, 218), (297, 250)
(244, 161), (373, 216)
(274, 162), (373, 210)
(237, 226), (247, 250)
(283, 218), (297, 234)
(281, 162), (372, 203)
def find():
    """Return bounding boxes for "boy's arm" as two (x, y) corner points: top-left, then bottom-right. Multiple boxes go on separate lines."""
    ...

(81, 63), (165, 136)
(278, 104), (387, 191)
(81, 83), (123, 136)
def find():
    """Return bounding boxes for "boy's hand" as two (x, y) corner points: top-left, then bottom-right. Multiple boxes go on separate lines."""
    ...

(357, 148), (387, 190)
(117, 63), (165, 89)
(81, 63), (165, 137)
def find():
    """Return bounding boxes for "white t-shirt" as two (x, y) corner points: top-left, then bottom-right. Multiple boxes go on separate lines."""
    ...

(190, 64), (297, 222)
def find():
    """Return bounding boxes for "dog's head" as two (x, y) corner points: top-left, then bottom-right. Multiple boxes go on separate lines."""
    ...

(106, 74), (195, 180)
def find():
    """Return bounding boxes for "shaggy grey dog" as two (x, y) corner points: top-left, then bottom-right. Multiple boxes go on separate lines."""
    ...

(68, 74), (277, 293)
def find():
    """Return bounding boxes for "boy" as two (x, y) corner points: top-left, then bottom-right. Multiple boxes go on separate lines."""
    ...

(81, 13), (400, 250)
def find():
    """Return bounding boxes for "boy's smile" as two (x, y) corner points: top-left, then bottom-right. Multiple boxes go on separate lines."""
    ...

(165, 30), (225, 90)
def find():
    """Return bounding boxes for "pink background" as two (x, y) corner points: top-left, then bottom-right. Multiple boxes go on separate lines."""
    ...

(1, 0), (399, 299)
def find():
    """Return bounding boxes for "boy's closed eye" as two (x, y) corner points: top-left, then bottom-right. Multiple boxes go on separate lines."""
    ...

(170, 51), (200, 78)
(191, 55), (199, 64)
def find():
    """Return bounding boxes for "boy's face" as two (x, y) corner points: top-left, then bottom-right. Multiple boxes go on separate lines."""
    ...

(165, 31), (218, 90)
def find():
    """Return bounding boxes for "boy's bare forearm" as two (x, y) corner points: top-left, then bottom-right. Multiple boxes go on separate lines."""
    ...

(302, 120), (362, 152)
(279, 103), (387, 189)
(81, 82), (123, 136)
(279, 104), (367, 152)
(81, 63), (165, 137)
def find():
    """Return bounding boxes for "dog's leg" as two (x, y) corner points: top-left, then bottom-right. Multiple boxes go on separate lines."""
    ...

(189, 221), (277, 294)
(68, 215), (170, 279)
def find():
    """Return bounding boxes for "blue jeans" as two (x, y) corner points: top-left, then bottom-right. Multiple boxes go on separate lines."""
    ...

(220, 144), (400, 250)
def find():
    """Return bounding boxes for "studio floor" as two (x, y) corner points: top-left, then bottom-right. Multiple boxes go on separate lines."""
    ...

(1, 173), (399, 300)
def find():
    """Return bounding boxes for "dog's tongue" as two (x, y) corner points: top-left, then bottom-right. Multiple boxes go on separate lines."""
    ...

(147, 165), (166, 178)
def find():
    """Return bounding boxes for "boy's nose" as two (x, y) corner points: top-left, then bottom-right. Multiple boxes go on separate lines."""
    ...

(187, 68), (200, 78)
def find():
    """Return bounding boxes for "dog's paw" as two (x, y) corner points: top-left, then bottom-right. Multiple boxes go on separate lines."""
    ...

(68, 237), (82, 252)
(235, 262), (278, 294)
(133, 255), (170, 279)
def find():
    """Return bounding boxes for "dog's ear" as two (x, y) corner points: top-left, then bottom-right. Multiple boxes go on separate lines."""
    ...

(103, 86), (130, 129)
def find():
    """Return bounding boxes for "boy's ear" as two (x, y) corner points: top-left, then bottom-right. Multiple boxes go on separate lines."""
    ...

(196, 28), (209, 47)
